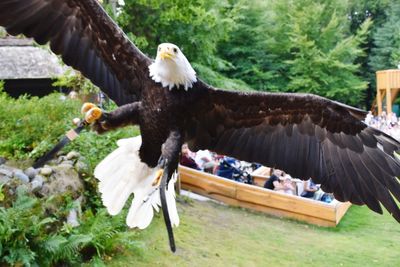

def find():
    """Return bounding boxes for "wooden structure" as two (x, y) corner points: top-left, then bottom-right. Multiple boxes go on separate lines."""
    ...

(0, 36), (69, 97)
(179, 165), (351, 227)
(251, 166), (271, 187)
(376, 69), (400, 115)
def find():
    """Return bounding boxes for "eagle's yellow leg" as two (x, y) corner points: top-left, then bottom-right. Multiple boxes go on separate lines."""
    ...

(80, 102), (103, 124)
(81, 102), (96, 114)
(152, 169), (164, 186)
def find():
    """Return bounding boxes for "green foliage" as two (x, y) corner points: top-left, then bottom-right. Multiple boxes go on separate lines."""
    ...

(219, 0), (371, 106)
(0, 93), (81, 160)
(193, 63), (252, 91)
(65, 126), (139, 209)
(66, 126), (139, 172)
(0, 187), (138, 266)
(217, 2), (272, 90)
(52, 69), (100, 95)
(0, 91), (136, 162)
(0, 91), (138, 208)
(369, 2), (400, 72)
(118, 0), (241, 68)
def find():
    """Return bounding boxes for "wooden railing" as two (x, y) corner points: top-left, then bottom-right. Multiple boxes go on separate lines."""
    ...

(178, 165), (351, 227)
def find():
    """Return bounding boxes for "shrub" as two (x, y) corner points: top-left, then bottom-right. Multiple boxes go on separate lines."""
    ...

(0, 92), (81, 160)
(0, 187), (139, 266)
(0, 91), (142, 265)
(0, 92), (137, 164)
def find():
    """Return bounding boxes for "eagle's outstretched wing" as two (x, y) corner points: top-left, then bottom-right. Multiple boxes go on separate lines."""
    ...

(188, 84), (400, 222)
(0, 0), (151, 105)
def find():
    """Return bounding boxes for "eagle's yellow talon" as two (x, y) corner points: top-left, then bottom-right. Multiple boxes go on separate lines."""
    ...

(81, 102), (97, 114)
(85, 107), (103, 124)
(152, 169), (164, 186)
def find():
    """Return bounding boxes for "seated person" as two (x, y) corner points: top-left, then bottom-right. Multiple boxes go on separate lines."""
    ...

(274, 174), (296, 195)
(301, 178), (319, 198)
(195, 149), (218, 174)
(216, 156), (237, 179)
(180, 144), (200, 170)
(264, 169), (282, 190)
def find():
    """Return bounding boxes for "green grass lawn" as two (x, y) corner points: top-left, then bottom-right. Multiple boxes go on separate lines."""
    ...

(105, 197), (400, 267)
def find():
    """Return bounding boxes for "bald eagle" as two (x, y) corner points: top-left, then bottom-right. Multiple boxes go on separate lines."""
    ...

(2, 0), (400, 252)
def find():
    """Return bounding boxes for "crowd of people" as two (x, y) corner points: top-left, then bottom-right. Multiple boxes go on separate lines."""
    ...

(365, 111), (400, 140)
(180, 144), (333, 203)
(180, 144), (257, 184)
(262, 169), (334, 203)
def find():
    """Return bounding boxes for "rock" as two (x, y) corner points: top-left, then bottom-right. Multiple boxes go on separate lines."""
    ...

(14, 170), (29, 183)
(31, 175), (44, 192)
(0, 175), (10, 184)
(61, 160), (74, 166)
(57, 156), (67, 164)
(56, 150), (66, 157)
(24, 167), (38, 180)
(0, 157), (6, 165)
(40, 167), (53, 176)
(66, 151), (80, 160)
(67, 209), (80, 227)
(40, 164), (83, 197)
(74, 161), (89, 173)
(0, 167), (13, 177)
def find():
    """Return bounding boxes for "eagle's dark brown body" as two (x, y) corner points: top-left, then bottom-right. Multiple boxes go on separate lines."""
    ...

(3, 0), (400, 252)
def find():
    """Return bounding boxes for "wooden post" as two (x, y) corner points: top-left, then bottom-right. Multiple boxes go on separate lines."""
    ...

(377, 88), (383, 115)
(376, 70), (400, 115)
(386, 86), (392, 115)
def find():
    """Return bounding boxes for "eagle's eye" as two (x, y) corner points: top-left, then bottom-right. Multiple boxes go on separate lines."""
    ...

(173, 48), (178, 53)
(158, 47), (161, 51)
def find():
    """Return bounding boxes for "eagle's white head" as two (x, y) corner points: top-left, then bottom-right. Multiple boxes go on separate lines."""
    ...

(148, 43), (197, 91)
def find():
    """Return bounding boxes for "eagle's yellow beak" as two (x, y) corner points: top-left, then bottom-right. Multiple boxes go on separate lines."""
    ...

(159, 47), (174, 60)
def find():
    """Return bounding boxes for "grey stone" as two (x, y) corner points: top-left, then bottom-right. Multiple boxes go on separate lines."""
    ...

(67, 209), (80, 227)
(14, 170), (29, 183)
(31, 175), (44, 192)
(0, 175), (10, 184)
(66, 151), (80, 160)
(40, 164), (83, 197)
(0, 157), (6, 165)
(57, 156), (67, 163)
(56, 150), (66, 157)
(40, 167), (53, 176)
(0, 168), (13, 177)
(61, 160), (74, 166)
(24, 167), (38, 180)
(74, 161), (88, 173)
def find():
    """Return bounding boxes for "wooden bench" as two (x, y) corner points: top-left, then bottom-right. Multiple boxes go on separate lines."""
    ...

(178, 165), (351, 227)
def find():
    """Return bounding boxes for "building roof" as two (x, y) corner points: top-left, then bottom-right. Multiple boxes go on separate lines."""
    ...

(0, 37), (67, 80)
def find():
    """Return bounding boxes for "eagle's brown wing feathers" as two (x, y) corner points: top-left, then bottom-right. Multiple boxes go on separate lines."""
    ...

(0, 0), (151, 105)
(188, 87), (400, 222)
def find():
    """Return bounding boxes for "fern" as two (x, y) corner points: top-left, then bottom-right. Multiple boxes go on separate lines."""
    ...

(0, 188), (141, 266)
(43, 235), (68, 255)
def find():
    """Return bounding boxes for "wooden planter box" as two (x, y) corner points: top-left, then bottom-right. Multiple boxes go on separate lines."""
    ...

(178, 165), (351, 227)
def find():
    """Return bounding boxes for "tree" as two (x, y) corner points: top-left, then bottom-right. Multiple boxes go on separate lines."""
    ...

(217, 1), (274, 90)
(347, 0), (394, 108)
(219, 0), (371, 106)
(369, 2), (400, 73)
(116, 0), (251, 89)
(117, 0), (237, 65)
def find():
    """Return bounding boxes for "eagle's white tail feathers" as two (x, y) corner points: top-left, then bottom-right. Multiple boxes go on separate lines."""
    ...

(94, 136), (179, 229)
(167, 173), (180, 227)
